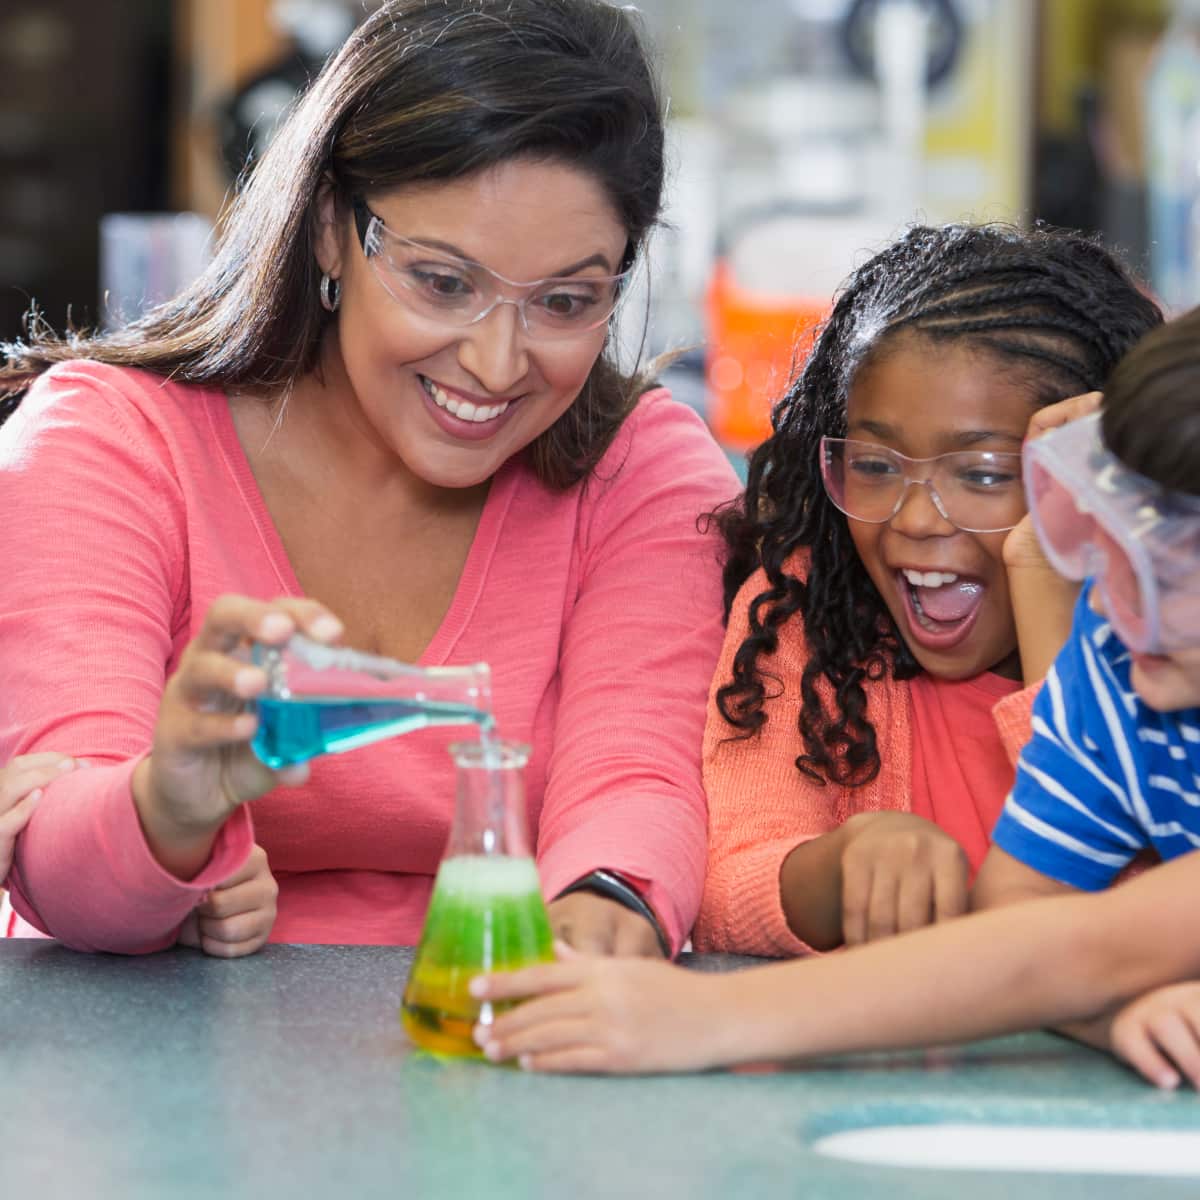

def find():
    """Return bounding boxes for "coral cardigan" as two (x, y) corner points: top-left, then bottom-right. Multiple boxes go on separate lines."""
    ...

(694, 563), (1039, 957)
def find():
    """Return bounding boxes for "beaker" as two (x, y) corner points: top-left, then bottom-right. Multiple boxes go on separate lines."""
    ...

(250, 635), (492, 768)
(402, 739), (554, 1058)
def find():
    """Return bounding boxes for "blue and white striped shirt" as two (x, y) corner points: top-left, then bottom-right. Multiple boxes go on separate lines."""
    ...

(992, 582), (1200, 890)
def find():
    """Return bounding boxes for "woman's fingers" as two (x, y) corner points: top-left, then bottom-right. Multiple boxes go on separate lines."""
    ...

(193, 595), (343, 656)
(175, 651), (267, 710)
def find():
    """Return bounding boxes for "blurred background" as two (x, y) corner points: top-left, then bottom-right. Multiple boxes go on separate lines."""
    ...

(0, 0), (1195, 451)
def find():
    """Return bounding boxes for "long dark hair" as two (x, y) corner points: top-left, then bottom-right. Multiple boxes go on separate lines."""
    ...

(714, 223), (1163, 786)
(0, 0), (665, 489)
(1103, 306), (1200, 496)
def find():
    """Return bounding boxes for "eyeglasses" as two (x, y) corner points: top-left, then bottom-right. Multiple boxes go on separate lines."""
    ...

(351, 198), (629, 340)
(820, 437), (1027, 534)
(1024, 411), (1200, 653)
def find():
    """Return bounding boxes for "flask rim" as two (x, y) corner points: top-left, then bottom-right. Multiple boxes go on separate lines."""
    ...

(448, 738), (530, 770)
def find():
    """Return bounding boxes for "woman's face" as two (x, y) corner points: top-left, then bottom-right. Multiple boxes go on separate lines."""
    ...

(843, 334), (1037, 681)
(315, 158), (628, 489)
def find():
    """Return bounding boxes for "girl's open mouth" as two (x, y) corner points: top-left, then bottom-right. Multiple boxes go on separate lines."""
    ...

(897, 568), (986, 651)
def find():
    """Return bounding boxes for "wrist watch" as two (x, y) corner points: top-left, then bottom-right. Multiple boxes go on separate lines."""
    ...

(556, 868), (673, 958)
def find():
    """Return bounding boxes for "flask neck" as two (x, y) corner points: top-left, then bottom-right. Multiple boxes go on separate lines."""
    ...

(444, 740), (533, 859)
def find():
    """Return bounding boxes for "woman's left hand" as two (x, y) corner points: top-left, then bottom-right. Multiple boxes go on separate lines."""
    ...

(546, 891), (665, 957)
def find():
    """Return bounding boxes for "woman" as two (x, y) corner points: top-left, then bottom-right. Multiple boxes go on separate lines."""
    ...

(0, 0), (737, 955)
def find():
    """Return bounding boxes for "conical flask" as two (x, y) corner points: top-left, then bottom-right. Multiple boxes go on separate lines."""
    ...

(250, 635), (491, 768)
(402, 739), (555, 1058)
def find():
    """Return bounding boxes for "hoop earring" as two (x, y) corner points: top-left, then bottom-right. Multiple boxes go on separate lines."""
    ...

(319, 273), (341, 312)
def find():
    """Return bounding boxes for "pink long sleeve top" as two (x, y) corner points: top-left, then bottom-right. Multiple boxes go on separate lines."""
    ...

(0, 362), (738, 954)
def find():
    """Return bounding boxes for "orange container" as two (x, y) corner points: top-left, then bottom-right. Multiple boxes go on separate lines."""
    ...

(705, 258), (827, 449)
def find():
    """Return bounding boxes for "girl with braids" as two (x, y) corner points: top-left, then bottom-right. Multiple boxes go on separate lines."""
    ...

(685, 223), (1162, 959)
(467, 305), (1200, 1089)
(0, 0), (737, 955)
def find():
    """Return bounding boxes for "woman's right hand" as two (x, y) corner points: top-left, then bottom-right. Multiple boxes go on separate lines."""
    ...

(133, 595), (344, 877)
(838, 811), (970, 946)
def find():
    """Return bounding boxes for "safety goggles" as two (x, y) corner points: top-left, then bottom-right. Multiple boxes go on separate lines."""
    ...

(352, 198), (629, 340)
(819, 437), (1027, 533)
(1024, 411), (1200, 653)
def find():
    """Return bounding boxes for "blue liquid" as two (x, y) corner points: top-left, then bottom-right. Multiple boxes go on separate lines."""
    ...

(252, 696), (492, 768)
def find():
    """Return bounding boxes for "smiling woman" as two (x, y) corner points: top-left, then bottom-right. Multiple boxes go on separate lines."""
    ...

(0, 0), (738, 958)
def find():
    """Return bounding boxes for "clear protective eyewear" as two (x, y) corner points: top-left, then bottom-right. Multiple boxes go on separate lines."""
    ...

(352, 198), (629, 340)
(1024, 410), (1200, 653)
(820, 437), (1027, 534)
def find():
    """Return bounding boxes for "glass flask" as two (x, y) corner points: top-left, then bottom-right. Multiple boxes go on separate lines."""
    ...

(250, 635), (492, 769)
(402, 739), (555, 1058)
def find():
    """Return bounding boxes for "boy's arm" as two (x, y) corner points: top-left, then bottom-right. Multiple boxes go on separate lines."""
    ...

(971, 845), (1078, 909)
(477, 850), (1200, 1074)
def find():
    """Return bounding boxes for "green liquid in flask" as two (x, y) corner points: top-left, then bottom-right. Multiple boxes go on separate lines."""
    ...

(253, 696), (492, 769)
(402, 855), (554, 1058)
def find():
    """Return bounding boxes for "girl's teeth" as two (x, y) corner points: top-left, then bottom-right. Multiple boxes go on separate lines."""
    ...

(902, 569), (960, 588)
(423, 377), (510, 423)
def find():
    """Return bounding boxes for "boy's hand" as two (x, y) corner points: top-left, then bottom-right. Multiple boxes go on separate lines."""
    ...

(469, 943), (723, 1074)
(177, 843), (278, 958)
(838, 812), (969, 945)
(1110, 983), (1200, 1091)
(0, 754), (80, 881)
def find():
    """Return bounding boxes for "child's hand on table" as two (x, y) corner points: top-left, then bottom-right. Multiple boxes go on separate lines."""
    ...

(837, 812), (970, 945)
(0, 753), (81, 881)
(1109, 982), (1200, 1091)
(177, 843), (278, 958)
(470, 942), (726, 1074)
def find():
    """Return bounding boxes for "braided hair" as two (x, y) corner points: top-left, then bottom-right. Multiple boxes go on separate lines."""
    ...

(713, 223), (1162, 787)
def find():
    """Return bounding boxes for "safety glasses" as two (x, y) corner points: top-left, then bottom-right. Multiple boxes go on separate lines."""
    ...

(1024, 411), (1200, 653)
(820, 437), (1027, 533)
(352, 198), (629, 340)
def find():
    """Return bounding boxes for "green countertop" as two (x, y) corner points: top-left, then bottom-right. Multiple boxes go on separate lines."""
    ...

(2, 941), (1198, 1198)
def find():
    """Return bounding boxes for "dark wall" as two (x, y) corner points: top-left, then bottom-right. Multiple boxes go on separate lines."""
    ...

(0, 2), (172, 343)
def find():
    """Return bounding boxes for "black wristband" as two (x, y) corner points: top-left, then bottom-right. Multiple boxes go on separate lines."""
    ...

(556, 869), (673, 958)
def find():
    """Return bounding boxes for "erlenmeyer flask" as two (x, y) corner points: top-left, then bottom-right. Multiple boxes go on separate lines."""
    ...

(402, 739), (554, 1058)
(250, 635), (491, 768)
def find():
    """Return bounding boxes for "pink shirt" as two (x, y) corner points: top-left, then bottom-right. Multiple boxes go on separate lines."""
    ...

(0, 362), (738, 954)
(908, 670), (1022, 876)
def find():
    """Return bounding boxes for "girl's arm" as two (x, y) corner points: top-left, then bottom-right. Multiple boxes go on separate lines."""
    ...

(474, 848), (1200, 1074)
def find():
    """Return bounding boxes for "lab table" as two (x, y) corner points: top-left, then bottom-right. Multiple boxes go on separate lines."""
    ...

(2, 941), (1198, 1198)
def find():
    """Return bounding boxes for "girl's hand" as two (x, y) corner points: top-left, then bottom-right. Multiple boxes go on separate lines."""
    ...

(546, 892), (665, 958)
(1109, 982), (1200, 1091)
(0, 754), (81, 881)
(176, 843), (279, 958)
(133, 595), (343, 876)
(1002, 390), (1103, 574)
(839, 812), (969, 946)
(470, 943), (721, 1074)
